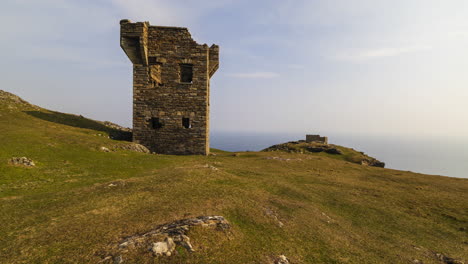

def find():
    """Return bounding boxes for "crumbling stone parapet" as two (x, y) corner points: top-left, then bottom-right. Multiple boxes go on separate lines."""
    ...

(306, 134), (328, 144)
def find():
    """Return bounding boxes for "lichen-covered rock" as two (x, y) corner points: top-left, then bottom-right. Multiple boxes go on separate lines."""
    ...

(151, 237), (176, 256)
(8, 157), (35, 167)
(274, 255), (290, 264)
(100, 146), (111, 152)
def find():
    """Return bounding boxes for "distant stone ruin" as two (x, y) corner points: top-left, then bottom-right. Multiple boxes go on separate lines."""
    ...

(306, 134), (328, 144)
(120, 19), (219, 155)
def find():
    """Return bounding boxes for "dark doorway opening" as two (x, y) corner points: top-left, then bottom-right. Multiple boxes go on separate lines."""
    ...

(182, 118), (191, 129)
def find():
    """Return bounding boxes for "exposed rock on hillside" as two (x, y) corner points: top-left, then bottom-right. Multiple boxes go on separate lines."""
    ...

(0, 90), (40, 111)
(100, 146), (111, 153)
(102, 216), (230, 263)
(114, 143), (150, 153)
(99, 144), (151, 154)
(263, 141), (385, 168)
(99, 121), (132, 141)
(8, 157), (36, 167)
(361, 159), (385, 168)
(101, 121), (131, 133)
(436, 253), (465, 264)
(0, 90), (30, 105)
(264, 141), (341, 154)
(274, 255), (290, 264)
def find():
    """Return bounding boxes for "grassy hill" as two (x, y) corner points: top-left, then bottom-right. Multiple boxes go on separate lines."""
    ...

(0, 90), (467, 264)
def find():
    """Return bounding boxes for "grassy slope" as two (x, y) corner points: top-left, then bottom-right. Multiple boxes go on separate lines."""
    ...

(0, 91), (467, 264)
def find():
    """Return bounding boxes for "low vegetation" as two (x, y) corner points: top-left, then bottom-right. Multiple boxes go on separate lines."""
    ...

(0, 90), (467, 263)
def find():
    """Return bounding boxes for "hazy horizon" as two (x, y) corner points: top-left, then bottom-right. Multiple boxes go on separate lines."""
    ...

(210, 130), (468, 178)
(1, 0), (468, 138)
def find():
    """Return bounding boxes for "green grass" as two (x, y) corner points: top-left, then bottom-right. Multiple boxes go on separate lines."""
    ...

(0, 90), (467, 263)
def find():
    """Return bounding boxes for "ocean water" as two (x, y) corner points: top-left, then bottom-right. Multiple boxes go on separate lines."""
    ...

(211, 131), (468, 179)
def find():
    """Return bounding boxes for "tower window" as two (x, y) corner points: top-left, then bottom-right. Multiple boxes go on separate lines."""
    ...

(180, 64), (193, 83)
(150, 117), (163, 129)
(182, 118), (191, 129)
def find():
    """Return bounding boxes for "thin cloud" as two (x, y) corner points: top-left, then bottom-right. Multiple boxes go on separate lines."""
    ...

(286, 64), (305, 70)
(226, 72), (280, 79)
(334, 45), (433, 61)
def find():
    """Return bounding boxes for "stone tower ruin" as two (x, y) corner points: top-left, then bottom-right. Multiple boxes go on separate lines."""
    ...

(120, 19), (219, 155)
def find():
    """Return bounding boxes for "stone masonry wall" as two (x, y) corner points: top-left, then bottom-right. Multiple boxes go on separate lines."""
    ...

(120, 20), (219, 155)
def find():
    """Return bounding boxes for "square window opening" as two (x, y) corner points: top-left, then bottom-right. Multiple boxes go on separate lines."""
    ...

(180, 64), (193, 83)
(148, 56), (161, 65)
(150, 117), (163, 129)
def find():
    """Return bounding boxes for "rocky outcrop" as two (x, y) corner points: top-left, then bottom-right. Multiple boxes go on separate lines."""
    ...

(0, 90), (40, 111)
(101, 121), (131, 133)
(101, 216), (230, 263)
(0, 90), (31, 105)
(263, 141), (385, 168)
(436, 253), (465, 264)
(360, 159), (385, 168)
(265, 142), (342, 155)
(99, 121), (132, 141)
(8, 157), (35, 167)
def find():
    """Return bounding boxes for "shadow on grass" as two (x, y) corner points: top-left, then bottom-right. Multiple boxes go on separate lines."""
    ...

(24, 111), (132, 141)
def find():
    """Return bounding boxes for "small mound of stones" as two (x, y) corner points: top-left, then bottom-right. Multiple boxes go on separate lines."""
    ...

(101, 216), (230, 263)
(8, 157), (35, 167)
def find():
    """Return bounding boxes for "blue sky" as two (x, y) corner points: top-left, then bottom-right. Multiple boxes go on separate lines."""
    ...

(1, 0), (468, 137)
